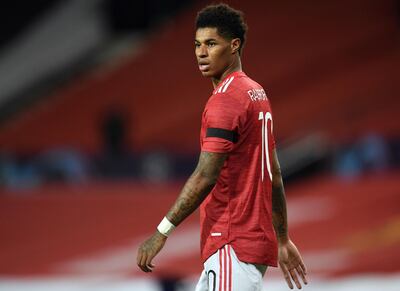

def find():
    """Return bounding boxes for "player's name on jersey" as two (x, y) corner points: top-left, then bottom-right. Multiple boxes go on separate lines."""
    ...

(247, 88), (267, 101)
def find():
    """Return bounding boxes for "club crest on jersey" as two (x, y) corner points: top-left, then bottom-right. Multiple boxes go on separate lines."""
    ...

(247, 88), (267, 101)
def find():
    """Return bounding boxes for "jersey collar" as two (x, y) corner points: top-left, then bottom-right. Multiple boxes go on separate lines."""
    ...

(213, 71), (246, 94)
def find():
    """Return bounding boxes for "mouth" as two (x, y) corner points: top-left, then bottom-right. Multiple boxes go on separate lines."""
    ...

(198, 62), (210, 72)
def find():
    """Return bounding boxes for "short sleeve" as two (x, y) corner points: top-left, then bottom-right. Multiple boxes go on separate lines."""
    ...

(202, 94), (245, 153)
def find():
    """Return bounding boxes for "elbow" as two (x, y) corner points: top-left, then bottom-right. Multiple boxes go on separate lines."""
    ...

(201, 174), (218, 188)
(194, 171), (218, 189)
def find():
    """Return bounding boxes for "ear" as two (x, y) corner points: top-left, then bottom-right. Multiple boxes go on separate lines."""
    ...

(230, 38), (241, 54)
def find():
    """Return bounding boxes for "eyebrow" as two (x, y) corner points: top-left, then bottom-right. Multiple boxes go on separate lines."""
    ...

(194, 38), (218, 43)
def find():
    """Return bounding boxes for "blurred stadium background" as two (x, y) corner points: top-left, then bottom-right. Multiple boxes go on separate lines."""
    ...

(0, 0), (399, 290)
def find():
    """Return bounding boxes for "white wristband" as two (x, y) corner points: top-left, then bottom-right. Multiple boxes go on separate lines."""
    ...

(157, 217), (176, 237)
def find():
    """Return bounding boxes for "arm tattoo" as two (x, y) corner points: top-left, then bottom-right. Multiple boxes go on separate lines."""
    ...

(271, 150), (289, 242)
(166, 151), (228, 226)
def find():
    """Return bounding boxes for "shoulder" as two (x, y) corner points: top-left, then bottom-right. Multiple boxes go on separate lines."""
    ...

(230, 74), (270, 103)
(205, 92), (242, 116)
(206, 72), (270, 113)
(214, 72), (264, 101)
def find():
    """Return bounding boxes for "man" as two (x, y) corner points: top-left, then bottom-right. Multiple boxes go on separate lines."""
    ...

(137, 3), (308, 290)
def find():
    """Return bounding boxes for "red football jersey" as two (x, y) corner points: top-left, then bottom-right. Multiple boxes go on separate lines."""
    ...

(200, 71), (278, 267)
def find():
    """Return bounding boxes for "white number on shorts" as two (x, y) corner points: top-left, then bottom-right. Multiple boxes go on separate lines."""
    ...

(258, 111), (273, 181)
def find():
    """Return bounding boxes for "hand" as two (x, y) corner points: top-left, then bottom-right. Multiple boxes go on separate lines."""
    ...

(137, 231), (167, 272)
(278, 239), (308, 289)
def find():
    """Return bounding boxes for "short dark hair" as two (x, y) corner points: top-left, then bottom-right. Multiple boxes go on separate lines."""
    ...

(195, 3), (248, 54)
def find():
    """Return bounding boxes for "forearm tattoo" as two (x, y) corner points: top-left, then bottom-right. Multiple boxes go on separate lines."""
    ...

(166, 152), (227, 226)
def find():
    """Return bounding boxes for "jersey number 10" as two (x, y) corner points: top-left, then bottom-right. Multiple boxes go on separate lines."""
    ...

(258, 111), (273, 181)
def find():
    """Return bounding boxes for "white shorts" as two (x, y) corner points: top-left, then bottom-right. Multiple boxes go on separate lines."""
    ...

(195, 244), (263, 291)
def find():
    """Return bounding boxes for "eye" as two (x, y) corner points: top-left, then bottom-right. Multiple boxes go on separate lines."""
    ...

(194, 42), (201, 48)
(208, 42), (216, 47)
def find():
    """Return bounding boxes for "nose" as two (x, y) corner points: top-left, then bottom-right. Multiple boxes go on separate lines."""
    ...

(196, 44), (208, 58)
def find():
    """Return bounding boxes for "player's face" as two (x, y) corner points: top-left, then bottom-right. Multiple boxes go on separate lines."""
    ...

(195, 27), (235, 79)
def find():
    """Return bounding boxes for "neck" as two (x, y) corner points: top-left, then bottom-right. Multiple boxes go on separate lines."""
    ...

(212, 57), (242, 89)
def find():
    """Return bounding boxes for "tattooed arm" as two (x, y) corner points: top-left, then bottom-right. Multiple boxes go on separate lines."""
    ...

(271, 149), (289, 243)
(166, 151), (227, 226)
(137, 151), (228, 273)
(271, 149), (308, 289)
